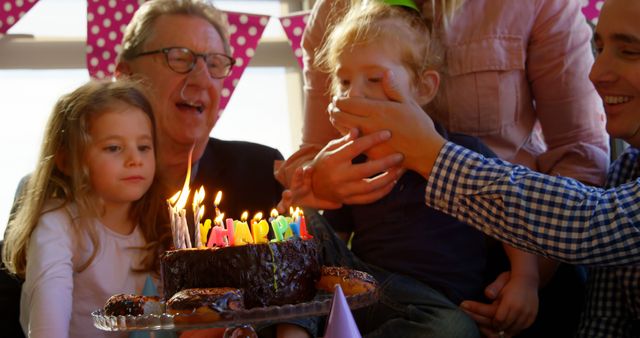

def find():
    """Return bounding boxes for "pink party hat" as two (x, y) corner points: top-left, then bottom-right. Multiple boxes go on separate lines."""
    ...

(324, 284), (362, 338)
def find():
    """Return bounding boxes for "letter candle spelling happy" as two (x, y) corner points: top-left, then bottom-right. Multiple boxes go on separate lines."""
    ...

(168, 155), (311, 248)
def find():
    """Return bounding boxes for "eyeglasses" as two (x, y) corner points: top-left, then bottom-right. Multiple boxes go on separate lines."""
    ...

(134, 47), (235, 79)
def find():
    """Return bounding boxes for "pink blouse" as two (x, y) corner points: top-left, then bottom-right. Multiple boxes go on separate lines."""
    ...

(275, 0), (609, 187)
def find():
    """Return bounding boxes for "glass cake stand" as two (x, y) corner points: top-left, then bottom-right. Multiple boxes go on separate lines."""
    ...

(92, 286), (377, 334)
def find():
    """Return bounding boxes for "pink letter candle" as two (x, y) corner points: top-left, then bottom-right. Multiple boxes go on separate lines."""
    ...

(217, 218), (235, 247)
(207, 214), (224, 247)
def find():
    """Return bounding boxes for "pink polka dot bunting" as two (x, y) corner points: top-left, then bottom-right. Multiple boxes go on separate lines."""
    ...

(86, 0), (140, 79)
(581, 0), (603, 25)
(0, 0), (40, 35)
(221, 11), (269, 110)
(279, 11), (310, 70)
(86, 4), (268, 111)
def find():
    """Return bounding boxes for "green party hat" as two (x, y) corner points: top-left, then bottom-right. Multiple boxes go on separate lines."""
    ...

(383, 0), (420, 12)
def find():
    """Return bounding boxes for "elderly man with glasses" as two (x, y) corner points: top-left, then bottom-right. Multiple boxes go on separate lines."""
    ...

(116, 0), (285, 225)
(115, 2), (313, 337)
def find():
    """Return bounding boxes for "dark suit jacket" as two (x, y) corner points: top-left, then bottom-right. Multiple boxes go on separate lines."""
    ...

(191, 138), (284, 222)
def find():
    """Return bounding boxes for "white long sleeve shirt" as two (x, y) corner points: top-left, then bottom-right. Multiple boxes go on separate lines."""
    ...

(21, 203), (151, 338)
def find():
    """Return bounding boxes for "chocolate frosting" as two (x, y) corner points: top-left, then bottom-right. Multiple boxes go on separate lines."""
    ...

(161, 239), (321, 308)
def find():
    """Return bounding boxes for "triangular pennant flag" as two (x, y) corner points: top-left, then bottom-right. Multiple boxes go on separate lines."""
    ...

(279, 11), (310, 69)
(85, 5), (269, 112)
(324, 284), (362, 338)
(581, 0), (602, 25)
(221, 11), (269, 111)
(86, 0), (140, 79)
(141, 275), (158, 297)
(0, 0), (40, 35)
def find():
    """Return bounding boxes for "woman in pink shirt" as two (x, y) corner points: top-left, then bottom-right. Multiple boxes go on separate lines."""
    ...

(277, 0), (609, 337)
(277, 0), (608, 197)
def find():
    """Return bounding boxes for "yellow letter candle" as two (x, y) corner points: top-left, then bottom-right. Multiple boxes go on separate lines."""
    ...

(200, 219), (212, 247)
(233, 211), (254, 246)
(251, 212), (269, 244)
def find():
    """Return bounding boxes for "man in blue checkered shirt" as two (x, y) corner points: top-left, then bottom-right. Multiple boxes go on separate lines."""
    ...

(328, 0), (640, 336)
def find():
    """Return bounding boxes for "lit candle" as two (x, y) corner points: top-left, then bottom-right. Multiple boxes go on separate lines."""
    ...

(167, 187), (192, 249)
(192, 186), (206, 248)
(269, 209), (279, 224)
(299, 210), (312, 240)
(250, 212), (262, 230)
(212, 216), (235, 247)
(251, 212), (269, 244)
(207, 213), (225, 247)
(167, 147), (195, 249)
(213, 191), (223, 218)
(234, 211), (253, 246)
(270, 210), (289, 242)
(289, 208), (301, 238)
(223, 217), (235, 247)
(200, 219), (212, 247)
(253, 223), (270, 244)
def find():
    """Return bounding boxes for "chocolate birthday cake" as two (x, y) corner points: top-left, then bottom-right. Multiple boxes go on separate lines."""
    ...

(160, 238), (321, 308)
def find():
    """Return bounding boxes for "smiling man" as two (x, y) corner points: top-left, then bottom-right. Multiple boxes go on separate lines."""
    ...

(115, 0), (284, 221)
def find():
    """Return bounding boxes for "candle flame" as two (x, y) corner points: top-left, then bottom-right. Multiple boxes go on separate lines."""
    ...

(193, 186), (205, 220)
(270, 208), (279, 218)
(241, 211), (249, 222)
(252, 212), (263, 221)
(214, 191), (222, 206)
(289, 206), (294, 216)
(168, 190), (181, 205)
(194, 186), (205, 206)
(293, 207), (300, 218)
(214, 213), (224, 226)
(171, 146), (195, 210)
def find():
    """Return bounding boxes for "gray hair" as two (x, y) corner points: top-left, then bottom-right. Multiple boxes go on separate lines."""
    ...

(117, 0), (231, 63)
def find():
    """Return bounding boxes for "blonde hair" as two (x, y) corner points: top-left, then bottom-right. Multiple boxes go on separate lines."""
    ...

(423, 0), (467, 27)
(118, 0), (231, 63)
(317, 0), (443, 96)
(3, 79), (171, 278)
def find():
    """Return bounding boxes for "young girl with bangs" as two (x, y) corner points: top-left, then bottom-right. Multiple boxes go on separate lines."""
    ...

(2, 79), (170, 338)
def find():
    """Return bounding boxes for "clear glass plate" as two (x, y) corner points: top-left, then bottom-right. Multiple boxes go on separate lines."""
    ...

(93, 283), (377, 331)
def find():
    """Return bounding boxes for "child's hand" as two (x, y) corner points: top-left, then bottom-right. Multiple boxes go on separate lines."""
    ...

(492, 273), (539, 336)
(460, 271), (508, 337)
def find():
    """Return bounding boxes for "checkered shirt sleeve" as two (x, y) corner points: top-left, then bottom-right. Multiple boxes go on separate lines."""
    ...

(424, 142), (640, 266)
(579, 147), (640, 337)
